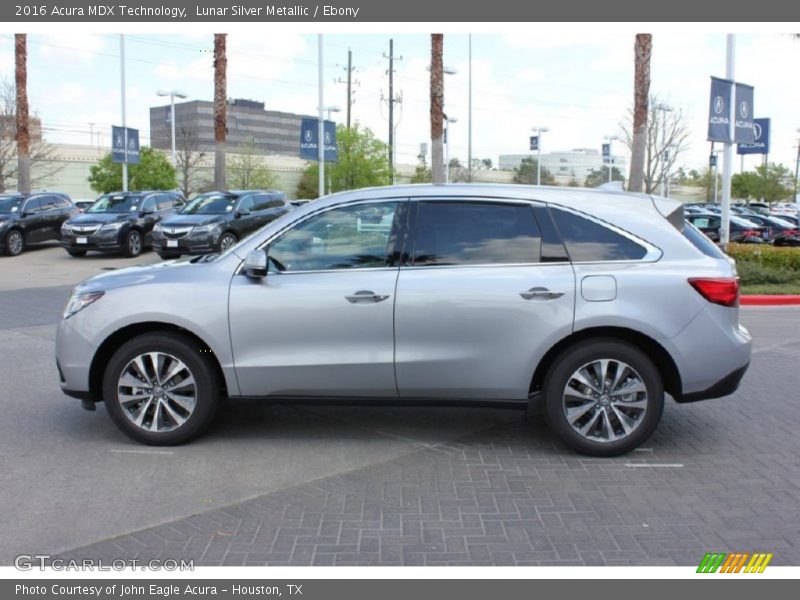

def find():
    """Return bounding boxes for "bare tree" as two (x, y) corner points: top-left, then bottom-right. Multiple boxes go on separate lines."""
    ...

(15, 33), (30, 193)
(0, 80), (63, 192)
(430, 34), (444, 184)
(213, 33), (227, 189)
(621, 94), (691, 194)
(227, 140), (278, 189)
(628, 33), (651, 193)
(175, 126), (205, 199)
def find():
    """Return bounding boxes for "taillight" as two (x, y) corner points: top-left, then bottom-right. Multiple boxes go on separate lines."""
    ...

(688, 277), (740, 307)
(743, 230), (757, 236)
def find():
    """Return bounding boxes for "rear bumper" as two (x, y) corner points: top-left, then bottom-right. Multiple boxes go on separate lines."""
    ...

(677, 363), (749, 403)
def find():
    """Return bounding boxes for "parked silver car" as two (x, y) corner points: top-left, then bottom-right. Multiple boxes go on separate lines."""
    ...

(55, 184), (751, 455)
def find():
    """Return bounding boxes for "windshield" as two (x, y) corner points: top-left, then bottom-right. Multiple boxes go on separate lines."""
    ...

(87, 194), (140, 213)
(181, 193), (237, 215)
(0, 197), (22, 214)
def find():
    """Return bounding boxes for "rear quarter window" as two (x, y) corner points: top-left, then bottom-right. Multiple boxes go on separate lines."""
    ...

(550, 208), (648, 262)
(682, 222), (726, 259)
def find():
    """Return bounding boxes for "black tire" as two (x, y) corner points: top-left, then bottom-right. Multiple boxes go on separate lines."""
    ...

(3, 229), (25, 256)
(122, 229), (143, 258)
(102, 332), (221, 445)
(542, 338), (664, 457)
(218, 232), (237, 252)
(67, 249), (87, 257)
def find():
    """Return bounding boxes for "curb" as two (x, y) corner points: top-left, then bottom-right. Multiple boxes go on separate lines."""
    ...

(741, 295), (800, 306)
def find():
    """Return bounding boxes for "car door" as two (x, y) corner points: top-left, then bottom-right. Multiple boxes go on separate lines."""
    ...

(228, 199), (406, 397)
(19, 197), (45, 243)
(34, 195), (59, 240)
(139, 195), (159, 242)
(394, 198), (576, 400)
(230, 194), (257, 238)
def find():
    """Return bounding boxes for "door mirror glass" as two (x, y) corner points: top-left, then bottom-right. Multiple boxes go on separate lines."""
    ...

(236, 208), (251, 217)
(244, 249), (267, 278)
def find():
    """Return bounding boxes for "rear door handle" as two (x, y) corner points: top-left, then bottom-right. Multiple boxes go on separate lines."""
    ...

(520, 287), (565, 301)
(345, 290), (390, 304)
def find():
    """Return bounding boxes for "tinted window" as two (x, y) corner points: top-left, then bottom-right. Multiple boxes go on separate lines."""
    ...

(88, 194), (140, 213)
(0, 196), (22, 214)
(35, 196), (56, 211)
(237, 195), (255, 212)
(22, 198), (42, 214)
(141, 196), (156, 212)
(251, 194), (272, 211)
(258, 194), (285, 210)
(269, 202), (398, 272)
(156, 195), (174, 211)
(683, 223), (726, 259)
(551, 209), (647, 262)
(412, 202), (541, 266)
(181, 193), (236, 215)
(53, 196), (70, 208)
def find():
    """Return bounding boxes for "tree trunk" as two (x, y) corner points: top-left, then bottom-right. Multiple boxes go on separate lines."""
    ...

(628, 33), (651, 193)
(430, 34), (444, 185)
(213, 34), (227, 190)
(15, 34), (30, 194)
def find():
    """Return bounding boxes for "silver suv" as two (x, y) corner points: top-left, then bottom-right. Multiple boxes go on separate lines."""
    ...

(55, 185), (751, 456)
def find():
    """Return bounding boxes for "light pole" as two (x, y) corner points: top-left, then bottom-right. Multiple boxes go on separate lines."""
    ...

(321, 106), (341, 194)
(531, 126), (549, 186)
(655, 103), (673, 196)
(444, 116), (458, 183)
(604, 135), (619, 183)
(157, 90), (187, 167)
(794, 128), (800, 202)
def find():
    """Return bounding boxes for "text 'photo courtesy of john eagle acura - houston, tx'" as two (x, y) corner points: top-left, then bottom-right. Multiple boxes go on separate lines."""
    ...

(54, 184), (751, 456)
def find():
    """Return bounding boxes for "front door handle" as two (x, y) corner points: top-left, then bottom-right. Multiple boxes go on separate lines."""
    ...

(345, 290), (390, 304)
(520, 287), (565, 301)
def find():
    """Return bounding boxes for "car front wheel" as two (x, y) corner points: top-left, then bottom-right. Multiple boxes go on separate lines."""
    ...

(543, 339), (664, 456)
(4, 229), (24, 256)
(218, 232), (237, 252)
(102, 332), (221, 445)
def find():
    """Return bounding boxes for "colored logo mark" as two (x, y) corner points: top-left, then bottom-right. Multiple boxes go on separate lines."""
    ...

(697, 552), (773, 573)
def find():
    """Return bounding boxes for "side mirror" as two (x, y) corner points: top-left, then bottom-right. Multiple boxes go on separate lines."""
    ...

(141, 207), (155, 215)
(236, 208), (251, 218)
(244, 249), (267, 279)
(19, 211), (28, 218)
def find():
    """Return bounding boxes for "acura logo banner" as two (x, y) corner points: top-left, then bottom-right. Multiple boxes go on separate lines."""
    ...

(707, 76), (733, 142)
(734, 82), (755, 145)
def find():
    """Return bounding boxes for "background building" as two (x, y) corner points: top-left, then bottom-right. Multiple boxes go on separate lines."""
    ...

(499, 148), (627, 185)
(150, 98), (313, 155)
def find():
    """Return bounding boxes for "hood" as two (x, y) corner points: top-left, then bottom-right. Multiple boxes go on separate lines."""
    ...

(161, 214), (225, 227)
(68, 212), (130, 225)
(75, 256), (197, 294)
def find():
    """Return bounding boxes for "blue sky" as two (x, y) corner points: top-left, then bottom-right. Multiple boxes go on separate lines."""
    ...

(0, 31), (797, 172)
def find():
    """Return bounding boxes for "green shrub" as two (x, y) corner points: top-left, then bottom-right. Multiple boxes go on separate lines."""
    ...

(735, 261), (796, 285)
(727, 243), (800, 272)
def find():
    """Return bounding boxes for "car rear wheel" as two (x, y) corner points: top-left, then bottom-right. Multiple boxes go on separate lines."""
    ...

(67, 249), (86, 257)
(542, 339), (664, 456)
(4, 229), (24, 256)
(103, 332), (221, 445)
(218, 232), (237, 252)
(122, 230), (143, 258)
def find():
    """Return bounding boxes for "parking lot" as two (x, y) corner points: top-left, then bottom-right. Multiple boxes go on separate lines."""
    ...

(2, 243), (800, 566)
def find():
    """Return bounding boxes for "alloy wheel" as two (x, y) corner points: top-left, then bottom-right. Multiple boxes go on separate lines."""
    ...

(7, 231), (23, 255)
(219, 234), (236, 251)
(116, 352), (198, 433)
(128, 232), (142, 256)
(562, 359), (648, 443)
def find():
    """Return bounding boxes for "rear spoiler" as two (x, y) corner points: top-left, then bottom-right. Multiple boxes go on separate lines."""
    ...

(650, 196), (684, 231)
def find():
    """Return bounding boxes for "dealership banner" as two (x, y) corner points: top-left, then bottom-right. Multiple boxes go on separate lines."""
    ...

(737, 118), (770, 155)
(299, 118), (338, 162)
(707, 76), (733, 143)
(733, 83), (755, 145)
(4, 0), (800, 21)
(111, 126), (140, 164)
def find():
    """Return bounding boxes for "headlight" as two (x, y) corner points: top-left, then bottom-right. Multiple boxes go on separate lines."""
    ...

(193, 223), (222, 234)
(61, 222), (71, 233)
(153, 223), (163, 233)
(100, 222), (125, 232)
(0, 219), (9, 229)
(63, 290), (105, 320)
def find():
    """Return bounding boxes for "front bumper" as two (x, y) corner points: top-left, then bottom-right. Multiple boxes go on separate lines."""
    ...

(61, 229), (124, 252)
(152, 230), (219, 255)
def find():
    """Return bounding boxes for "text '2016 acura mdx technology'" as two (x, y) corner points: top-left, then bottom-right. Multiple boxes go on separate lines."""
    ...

(55, 184), (752, 456)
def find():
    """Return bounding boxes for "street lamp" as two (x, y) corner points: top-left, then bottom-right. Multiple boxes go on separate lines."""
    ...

(157, 90), (187, 167)
(604, 135), (620, 183)
(445, 116), (458, 183)
(531, 126), (549, 186)
(794, 128), (800, 202)
(320, 106), (341, 194)
(655, 103), (673, 196)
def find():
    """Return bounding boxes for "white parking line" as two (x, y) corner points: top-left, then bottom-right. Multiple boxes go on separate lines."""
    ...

(109, 448), (174, 455)
(624, 462), (684, 468)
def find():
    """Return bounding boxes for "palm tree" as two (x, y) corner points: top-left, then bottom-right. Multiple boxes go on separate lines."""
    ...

(213, 34), (227, 189)
(15, 34), (30, 194)
(430, 34), (444, 184)
(628, 33), (652, 193)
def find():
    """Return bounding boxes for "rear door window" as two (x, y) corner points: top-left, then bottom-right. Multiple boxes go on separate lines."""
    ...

(412, 201), (541, 266)
(550, 208), (647, 262)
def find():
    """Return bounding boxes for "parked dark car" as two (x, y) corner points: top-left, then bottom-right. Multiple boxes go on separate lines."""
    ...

(736, 214), (798, 243)
(685, 213), (767, 244)
(60, 191), (184, 258)
(153, 190), (290, 259)
(0, 192), (78, 256)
